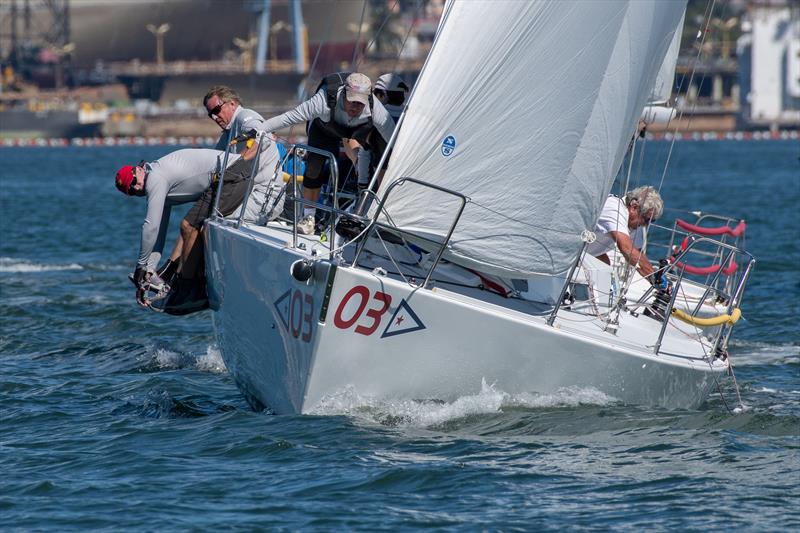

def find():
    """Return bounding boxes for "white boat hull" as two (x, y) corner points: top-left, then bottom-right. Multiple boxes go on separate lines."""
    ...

(206, 220), (726, 414)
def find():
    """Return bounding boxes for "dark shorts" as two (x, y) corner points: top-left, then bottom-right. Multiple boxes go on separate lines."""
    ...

(304, 119), (346, 189)
(184, 157), (252, 229)
(304, 118), (386, 189)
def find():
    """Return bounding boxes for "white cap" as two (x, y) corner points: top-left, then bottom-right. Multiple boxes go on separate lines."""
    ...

(345, 73), (371, 106)
(375, 73), (409, 93)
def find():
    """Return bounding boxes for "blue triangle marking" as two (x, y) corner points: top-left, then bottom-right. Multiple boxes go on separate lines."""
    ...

(274, 289), (291, 331)
(381, 299), (426, 338)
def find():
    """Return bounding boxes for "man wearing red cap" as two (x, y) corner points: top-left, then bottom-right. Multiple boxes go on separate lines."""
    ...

(115, 147), (256, 310)
(260, 72), (395, 234)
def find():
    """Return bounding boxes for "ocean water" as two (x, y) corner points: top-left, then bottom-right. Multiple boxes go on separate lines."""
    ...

(1, 140), (798, 531)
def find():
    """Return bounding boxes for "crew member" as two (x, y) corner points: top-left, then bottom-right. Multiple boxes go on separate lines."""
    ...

(372, 72), (409, 122)
(260, 72), (395, 234)
(203, 85), (284, 222)
(586, 185), (666, 287)
(355, 72), (409, 188)
(114, 148), (239, 307)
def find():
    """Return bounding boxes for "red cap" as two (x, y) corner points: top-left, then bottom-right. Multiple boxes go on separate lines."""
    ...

(115, 165), (135, 194)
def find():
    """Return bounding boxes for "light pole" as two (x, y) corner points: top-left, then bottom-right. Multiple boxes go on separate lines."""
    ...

(233, 35), (258, 73)
(146, 23), (171, 66)
(270, 21), (291, 64)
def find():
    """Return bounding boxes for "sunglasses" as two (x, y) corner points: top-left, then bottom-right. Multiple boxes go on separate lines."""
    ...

(127, 161), (147, 195)
(207, 101), (226, 118)
(126, 166), (139, 195)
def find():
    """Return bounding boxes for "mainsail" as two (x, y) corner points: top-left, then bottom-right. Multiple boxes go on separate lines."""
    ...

(375, 0), (687, 278)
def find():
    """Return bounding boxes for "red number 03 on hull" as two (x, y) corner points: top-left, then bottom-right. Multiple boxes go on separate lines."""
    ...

(333, 285), (393, 336)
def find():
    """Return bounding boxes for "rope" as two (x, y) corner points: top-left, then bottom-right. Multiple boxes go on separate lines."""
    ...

(352, 0), (401, 71)
(350, 0), (369, 69)
(391, 0), (424, 74)
(657, 0), (718, 194)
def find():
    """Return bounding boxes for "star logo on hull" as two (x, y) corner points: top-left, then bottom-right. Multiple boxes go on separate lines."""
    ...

(381, 299), (425, 338)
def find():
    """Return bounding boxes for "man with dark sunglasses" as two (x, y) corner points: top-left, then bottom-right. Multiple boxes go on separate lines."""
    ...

(203, 86), (284, 223)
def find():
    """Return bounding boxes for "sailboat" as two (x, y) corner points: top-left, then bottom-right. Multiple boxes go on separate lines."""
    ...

(203, 0), (754, 414)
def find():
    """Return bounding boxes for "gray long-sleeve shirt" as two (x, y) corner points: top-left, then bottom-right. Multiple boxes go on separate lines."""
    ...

(214, 106), (277, 184)
(261, 87), (396, 144)
(138, 148), (240, 269)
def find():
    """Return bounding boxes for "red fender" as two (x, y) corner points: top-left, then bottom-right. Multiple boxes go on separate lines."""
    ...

(676, 219), (746, 238)
(672, 258), (738, 276)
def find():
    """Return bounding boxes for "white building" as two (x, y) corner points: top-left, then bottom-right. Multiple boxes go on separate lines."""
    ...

(738, 1), (800, 128)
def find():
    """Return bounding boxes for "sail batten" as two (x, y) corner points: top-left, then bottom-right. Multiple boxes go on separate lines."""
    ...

(376, 0), (688, 278)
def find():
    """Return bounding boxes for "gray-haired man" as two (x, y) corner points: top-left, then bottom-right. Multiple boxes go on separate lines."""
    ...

(586, 186), (666, 287)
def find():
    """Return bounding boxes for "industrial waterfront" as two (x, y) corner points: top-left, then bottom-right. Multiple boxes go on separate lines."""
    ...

(1, 0), (798, 141)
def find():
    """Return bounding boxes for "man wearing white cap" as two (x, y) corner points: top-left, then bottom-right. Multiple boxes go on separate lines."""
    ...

(353, 72), (410, 188)
(373, 73), (409, 122)
(261, 72), (395, 234)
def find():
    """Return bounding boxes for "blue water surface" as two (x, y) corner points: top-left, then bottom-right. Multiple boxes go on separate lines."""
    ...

(1, 140), (798, 531)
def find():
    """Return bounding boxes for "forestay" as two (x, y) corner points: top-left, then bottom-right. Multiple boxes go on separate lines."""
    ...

(375, 0), (687, 278)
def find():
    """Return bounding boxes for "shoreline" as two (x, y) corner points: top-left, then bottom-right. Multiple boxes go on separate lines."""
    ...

(2, 129), (797, 148)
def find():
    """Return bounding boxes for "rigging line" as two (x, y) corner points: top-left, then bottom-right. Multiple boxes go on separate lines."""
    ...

(644, 9), (696, 189)
(286, 8), (335, 140)
(620, 144), (634, 197)
(390, 0), (424, 74)
(363, 203), (430, 271)
(375, 230), (411, 286)
(728, 359), (745, 410)
(669, 281), (738, 414)
(323, 219), (374, 258)
(350, 0), (369, 70)
(581, 265), (603, 319)
(713, 373), (734, 414)
(658, 0), (718, 193)
(358, 268), (483, 291)
(466, 199), (579, 237)
(633, 129), (647, 192)
(353, 0), (401, 72)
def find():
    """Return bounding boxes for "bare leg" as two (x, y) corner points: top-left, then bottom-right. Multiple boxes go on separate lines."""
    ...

(303, 187), (321, 204)
(168, 237), (183, 263)
(179, 219), (202, 279)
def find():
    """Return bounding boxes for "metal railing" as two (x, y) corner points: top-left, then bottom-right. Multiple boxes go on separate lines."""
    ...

(280, 144), (341, 257)
(645, 236), (755, 357)
(648, 212), (747, 298)
(351, 177), (468, 289)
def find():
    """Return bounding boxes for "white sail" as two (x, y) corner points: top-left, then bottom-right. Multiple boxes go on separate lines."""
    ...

(375, 0), (687, 278)
(649, 10), (685, 105)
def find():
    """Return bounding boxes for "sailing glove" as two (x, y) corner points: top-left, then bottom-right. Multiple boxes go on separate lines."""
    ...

(133, 266), (149, 307)
(133, 266), (148, 287)
(655, 275), (671, 293)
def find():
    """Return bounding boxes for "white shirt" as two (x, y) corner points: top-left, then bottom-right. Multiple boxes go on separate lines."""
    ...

(586, 196), (644, 257)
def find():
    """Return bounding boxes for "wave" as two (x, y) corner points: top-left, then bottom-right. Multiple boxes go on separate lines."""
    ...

(109, 386), (221, 419)
(133, 345), (227, 374)
(0, 257), (83, 273)
(196, 345), (227, 374)
(729, 340), (799, 366)
(308, 379), (618, 428)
